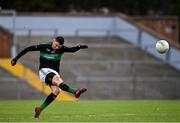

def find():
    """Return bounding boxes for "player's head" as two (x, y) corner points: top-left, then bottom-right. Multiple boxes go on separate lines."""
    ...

(52, 36), (64, 50)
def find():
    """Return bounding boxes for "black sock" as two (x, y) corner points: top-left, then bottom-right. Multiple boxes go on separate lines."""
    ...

(59, 82), (76, 94)
(40, 93), (57, 110)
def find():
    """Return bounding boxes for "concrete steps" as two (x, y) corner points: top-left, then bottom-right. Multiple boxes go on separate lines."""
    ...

(0, 67), (46, 99)
(15, 36), (180, 99)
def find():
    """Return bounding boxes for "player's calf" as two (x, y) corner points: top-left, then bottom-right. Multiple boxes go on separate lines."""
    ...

(34, 93), (57, 118)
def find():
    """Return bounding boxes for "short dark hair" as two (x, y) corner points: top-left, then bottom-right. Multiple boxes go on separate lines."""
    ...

(55, 36), (64, 45)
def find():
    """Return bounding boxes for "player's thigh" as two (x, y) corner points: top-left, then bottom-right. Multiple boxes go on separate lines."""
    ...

(52, 75), (63, 86)
(50, 85), (60, 95)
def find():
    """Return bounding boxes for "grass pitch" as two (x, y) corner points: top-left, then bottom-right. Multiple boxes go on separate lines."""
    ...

(0, 100), (179, 122)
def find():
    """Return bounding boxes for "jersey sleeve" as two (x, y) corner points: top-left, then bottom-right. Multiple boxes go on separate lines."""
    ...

(62, 46), (80, 53)
(14, 45), (41, 60)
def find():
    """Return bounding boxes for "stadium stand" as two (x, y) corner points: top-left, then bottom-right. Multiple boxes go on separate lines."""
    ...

(13, 36), (180, 99)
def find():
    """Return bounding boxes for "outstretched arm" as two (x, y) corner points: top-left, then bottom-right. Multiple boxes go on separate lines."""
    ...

(63, 45), (88, 52)
(11, 45), (40, 66)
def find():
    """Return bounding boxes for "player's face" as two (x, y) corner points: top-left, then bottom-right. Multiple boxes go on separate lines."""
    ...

(52, 40), (63, 50)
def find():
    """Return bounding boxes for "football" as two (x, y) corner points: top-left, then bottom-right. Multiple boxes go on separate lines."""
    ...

(155, 40), (169, 54)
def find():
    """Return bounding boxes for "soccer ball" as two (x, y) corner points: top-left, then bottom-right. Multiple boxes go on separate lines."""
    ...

(155, 40), (169, 54)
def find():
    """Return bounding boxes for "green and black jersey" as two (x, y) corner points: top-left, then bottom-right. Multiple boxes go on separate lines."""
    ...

(15, 43), (80, 73)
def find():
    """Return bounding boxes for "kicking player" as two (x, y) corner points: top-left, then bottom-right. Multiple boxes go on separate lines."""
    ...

(11, 36), (88, 118)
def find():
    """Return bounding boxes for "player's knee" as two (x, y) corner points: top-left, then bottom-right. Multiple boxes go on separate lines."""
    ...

(52, 87), (60, 95)
(52, 75), (63, 86)
(45, 72), (56, 86)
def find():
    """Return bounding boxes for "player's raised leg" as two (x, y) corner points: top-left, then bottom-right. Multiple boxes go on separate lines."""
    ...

(52, 74), (87, 98)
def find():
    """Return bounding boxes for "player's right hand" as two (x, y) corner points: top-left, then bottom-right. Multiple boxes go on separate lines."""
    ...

(79, 45), (88, 49)
(11, 58), (17, 66)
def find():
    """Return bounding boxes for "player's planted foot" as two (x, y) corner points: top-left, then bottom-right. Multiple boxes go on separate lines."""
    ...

(74, 88), (87, 98)
(34, 107), (42, 118)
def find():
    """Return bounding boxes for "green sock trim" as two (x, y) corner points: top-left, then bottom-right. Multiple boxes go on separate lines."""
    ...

(40, 102), (48, 110)
(67, 87), (75, 93)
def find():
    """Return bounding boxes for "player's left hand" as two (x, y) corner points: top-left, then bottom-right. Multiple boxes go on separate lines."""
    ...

(79, 45), (88, 49)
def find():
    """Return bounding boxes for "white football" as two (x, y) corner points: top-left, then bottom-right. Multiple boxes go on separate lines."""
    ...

(155, 40), (169, 54)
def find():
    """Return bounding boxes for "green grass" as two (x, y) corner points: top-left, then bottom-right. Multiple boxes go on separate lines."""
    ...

(0, 100), (179, 122)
